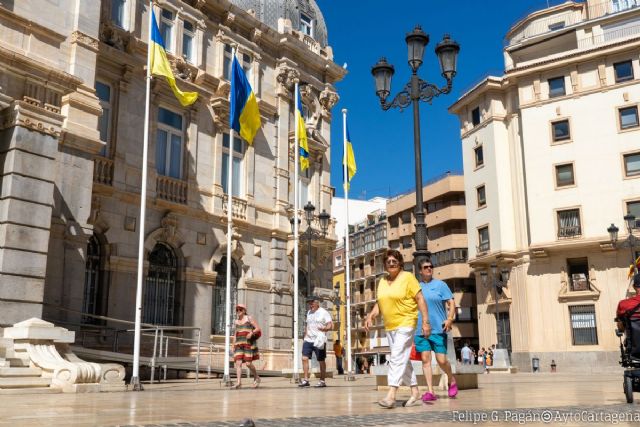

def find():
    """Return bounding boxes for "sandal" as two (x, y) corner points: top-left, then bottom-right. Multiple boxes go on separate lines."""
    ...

(403, 396), (422, 407)
(377, 399), (395, 409)
(253, 378), (261, 388)
(232, 382), (242, 389)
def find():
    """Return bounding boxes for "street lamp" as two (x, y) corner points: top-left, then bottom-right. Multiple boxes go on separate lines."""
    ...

(290, 201), (331, 296)
(607, 213), (639, 275)
(480, 263), (510, 349)
(372, 26), (460, 272)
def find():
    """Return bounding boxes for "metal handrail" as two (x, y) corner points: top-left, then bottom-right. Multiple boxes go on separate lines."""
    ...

(42, 303), (204, 384)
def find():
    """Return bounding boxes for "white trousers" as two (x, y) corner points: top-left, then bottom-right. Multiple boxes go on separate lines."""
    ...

(386, 327), (417, 387)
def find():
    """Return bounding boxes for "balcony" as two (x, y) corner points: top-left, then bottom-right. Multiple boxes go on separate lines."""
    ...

(222, 195), (248, 221)
(477, 241), (490, 254)
(428, 233), (468, 252)
(426, 205), (466, 228)
(93, 156), (113, 186)
(558, 225), (582, 239)
(156, 176), (187, 204)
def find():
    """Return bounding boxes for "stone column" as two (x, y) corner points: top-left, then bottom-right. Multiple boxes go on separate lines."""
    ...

(0, 101), (62, 325)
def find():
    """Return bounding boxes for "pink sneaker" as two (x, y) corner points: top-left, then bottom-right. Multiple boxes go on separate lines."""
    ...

(448, 383), (458, 398)
(421, 392), (437, 402)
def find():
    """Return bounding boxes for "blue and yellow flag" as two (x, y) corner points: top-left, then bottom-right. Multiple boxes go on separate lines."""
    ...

(150, 10), (198, 107)
(230, 55), (261, 144)
(343, 124), (357, 189)
(296, 88), (309, 171)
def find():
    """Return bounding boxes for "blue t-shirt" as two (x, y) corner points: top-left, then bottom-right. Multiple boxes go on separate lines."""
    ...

(416, 279), (454, 335)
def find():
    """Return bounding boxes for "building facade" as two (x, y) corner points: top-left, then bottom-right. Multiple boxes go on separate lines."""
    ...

(450, 0), (640, 372)
(0, 0), (344, 370)
(347, 209), (388, 366)
(386, 173), (478, 355)
(332, 244), (345, 342)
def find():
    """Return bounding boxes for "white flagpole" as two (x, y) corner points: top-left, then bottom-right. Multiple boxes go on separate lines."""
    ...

(292, 81), (300, 382)
(131, 0), (154, 391)
(223, 48), (237, 385)
(342, 108), (353, 377)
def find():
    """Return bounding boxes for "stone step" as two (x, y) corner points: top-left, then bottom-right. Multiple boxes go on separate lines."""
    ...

(7, 358), (31, 367)
(0, 376), (51, 388)
(0, 367), (42, 377)
(0, 387), (60, 395)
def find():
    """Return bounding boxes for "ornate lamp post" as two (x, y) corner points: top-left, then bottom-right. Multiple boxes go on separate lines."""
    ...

(480, 263), (510, 349)
(290, 201), (331, 296)
(371, 27), (460, 272)
(608, 213), (639, 275)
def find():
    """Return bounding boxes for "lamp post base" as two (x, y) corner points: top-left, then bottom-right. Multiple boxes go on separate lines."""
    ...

(129, 376), (143, 391)
(222, 374), (234, 388)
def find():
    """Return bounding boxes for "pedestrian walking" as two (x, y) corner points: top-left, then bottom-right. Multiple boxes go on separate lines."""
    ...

(461, 343), (472, 365)
(232, 304), (261, 389)
(333, 339), (344, 375)
(364, 249), (431, 409)
(414, 259), (458, 401)
(299, 297), (333, 388)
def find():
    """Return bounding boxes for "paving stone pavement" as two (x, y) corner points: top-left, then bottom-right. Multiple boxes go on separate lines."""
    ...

(110, 403), (640, 427)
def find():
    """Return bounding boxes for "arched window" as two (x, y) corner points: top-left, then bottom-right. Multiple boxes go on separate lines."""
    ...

(212, 257), (239, 335)
(144, 243), (179, 325)
(83, 234), (107, 323)
(295, 269), (308, 338)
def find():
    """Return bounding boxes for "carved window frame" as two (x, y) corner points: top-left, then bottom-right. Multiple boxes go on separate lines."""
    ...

(95, 80), (114, 157)
(156, 106), (185, 179)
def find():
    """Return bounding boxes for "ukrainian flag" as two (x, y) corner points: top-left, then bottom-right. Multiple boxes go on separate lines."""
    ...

(230, 55), (261, 144)
(296, 88), (309, 171)
(150, 10), (198, 107)
(343, 124), (357, 189)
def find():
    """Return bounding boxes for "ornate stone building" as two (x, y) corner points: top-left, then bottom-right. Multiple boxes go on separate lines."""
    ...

(0, 0), (344, 370)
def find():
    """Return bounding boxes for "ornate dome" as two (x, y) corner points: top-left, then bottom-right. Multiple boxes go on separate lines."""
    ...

(228, 0), (328, 47)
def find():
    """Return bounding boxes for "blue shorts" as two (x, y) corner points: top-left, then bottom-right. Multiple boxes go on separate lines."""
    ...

(302, 341), (327, 361)
(414, 333), (447, 355)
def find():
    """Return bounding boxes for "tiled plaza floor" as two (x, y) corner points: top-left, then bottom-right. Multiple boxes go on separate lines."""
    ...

(1, 373), (639, 426)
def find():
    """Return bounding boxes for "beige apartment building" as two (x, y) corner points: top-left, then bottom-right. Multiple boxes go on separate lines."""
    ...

(450, 0), (640, 372)
(386, 173), (478, 356)
(347, 209), (388, 367)
(0, 0), (344, 371)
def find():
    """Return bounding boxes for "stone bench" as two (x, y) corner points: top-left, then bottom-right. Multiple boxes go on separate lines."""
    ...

(373, 361), (483, 391)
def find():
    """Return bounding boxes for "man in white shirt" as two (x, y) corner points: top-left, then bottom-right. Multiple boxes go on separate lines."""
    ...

(299, 297), (333, 388)
(461, 343), (472, 365)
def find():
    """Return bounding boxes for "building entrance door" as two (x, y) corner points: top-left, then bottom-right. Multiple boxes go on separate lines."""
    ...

(496, 312), (511, 352)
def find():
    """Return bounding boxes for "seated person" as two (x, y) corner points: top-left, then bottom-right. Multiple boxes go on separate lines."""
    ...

(616, 273), (640, 333)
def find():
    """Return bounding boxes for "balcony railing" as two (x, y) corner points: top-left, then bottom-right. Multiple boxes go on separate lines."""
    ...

(477, 241), (490, 254)
(222, 195), (248, 221)
(93, 156), (113, 186)
(558, 225), (582, 238)
(156, 175), (187, 204)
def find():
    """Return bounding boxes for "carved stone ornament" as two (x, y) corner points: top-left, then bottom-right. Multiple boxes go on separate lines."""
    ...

(99, 21), (133, 53)
(299, 85), (321, 130)
(319, 87), (339, 114)
(210, 97), (230, 130)
(170, 56), (196, 82)
(161, 212), (179, 241)
(195, 0), (207, 10)
(224, 12), (236, 27)
(276, 66), (300, 94)
(70, 31), (99, 52)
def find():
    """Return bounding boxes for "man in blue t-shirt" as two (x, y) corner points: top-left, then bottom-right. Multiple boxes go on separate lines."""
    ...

(414, 259), (459, 401)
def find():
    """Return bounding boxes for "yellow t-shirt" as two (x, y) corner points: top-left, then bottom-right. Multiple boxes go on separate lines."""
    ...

(377, 271), (421, 331)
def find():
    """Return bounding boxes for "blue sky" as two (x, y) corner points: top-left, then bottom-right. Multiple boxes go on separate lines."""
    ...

(321, 0), (566, 200)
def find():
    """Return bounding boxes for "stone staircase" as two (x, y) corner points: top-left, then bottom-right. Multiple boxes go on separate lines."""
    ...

(0, 319), (126, 393)
(0, 335), (58, 393)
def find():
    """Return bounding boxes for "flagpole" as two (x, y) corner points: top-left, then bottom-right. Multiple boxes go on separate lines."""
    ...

(292, 80), (301, 383)
(131, 0), (155, 391)
(223, 47), (238, 386)
(341, 108), (354, 379)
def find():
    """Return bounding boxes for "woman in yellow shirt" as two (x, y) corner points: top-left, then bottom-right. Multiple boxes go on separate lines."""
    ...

(365, 249), (431, 409)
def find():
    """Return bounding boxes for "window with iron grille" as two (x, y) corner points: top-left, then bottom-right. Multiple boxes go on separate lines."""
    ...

(83, 234), (107, 324)
(144, 243), (179, 325)
(569, 305), (598, 345)
(212, 257), (239, 335)
(557, 208), (581, 238)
